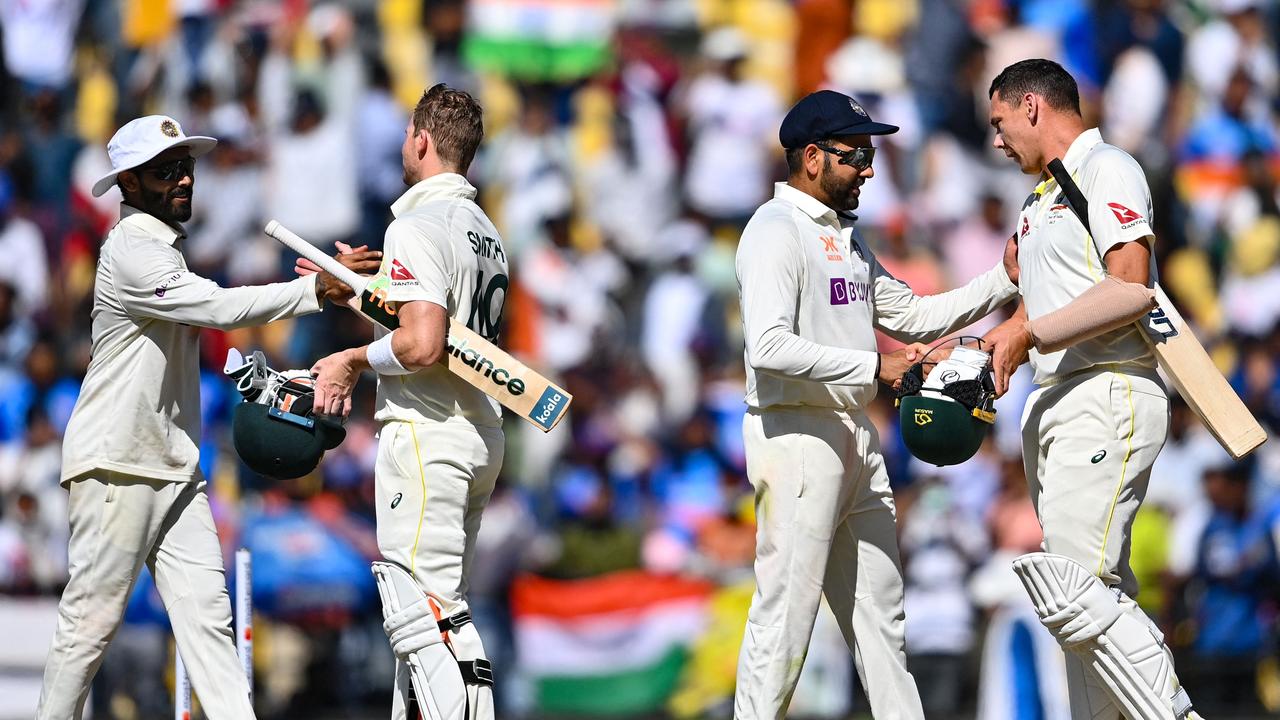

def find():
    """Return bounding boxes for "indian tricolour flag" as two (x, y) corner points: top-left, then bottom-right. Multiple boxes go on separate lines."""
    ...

(463, 0), (616, 81)
(512, 571), (716, 715)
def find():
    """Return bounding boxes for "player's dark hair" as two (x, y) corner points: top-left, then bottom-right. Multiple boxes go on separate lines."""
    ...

(785, 147), (805, 175)
(412, 84), (484, 172)
(988, 59), (1081, 115)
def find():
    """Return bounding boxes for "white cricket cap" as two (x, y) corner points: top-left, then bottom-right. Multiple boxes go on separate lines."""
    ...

(91, 115), (217, 197)
(701, 27), (749, 62)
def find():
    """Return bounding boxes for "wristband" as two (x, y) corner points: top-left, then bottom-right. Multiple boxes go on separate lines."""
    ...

(367, 332), (413, 375)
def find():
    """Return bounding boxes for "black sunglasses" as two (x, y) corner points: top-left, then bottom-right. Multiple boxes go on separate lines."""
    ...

(814, 143), (875, 171)
(142, 157), (196, 182)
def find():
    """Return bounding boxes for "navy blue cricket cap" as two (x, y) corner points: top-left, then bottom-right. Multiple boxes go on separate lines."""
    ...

(779, 90), (899, 149)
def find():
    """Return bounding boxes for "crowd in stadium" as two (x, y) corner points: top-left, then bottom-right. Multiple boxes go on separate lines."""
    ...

(1, 0), (1278, 717)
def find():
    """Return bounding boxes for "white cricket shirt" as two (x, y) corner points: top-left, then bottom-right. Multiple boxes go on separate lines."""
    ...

(62, 204), (323, 484)
(737, 183), (1018, 412)
(373, 173), (508, 428)
(1016, 128), (1159, 385)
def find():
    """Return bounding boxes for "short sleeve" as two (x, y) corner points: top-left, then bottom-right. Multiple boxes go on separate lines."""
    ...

(1084, 151), (1154, 255)
(383, 220), (450, 309)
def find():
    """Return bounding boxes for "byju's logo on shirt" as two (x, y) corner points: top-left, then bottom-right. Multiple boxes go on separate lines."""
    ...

(829, 278), (869, 305)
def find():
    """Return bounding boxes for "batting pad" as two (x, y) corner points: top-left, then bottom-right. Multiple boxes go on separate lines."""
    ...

(373, 562), (469, 720)
(1012, 553), (1193, 720)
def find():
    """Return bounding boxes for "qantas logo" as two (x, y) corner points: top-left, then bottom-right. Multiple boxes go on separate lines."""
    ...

(1107, 203), (1144, 228)
(1021, 217), (1030, 238)
(389, 259), (416, 281)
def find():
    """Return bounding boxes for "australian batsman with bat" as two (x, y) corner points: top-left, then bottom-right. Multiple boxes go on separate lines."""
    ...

(982, 59), (1210, 720)
(306, 84), (506, 720)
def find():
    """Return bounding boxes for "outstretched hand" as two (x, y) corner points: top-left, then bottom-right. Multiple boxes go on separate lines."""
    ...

(878, 343), (931, 390)
(982, 319), (1033, 396)
(310, 349), (360, 418)
(301, 242), (382, 304)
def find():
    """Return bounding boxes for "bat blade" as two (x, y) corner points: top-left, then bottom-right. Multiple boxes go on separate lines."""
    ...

(265, 220), (572, 432)
(1142, 286), (1265, 459)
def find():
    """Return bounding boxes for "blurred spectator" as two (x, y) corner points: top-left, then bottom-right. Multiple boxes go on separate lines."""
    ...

(0, 172), (49, 315)
(1172, 459), (1278, 713)
(184, 102), (274, 284)
(0, 0), (85, 91)
(540, 461), (642, 580)
(354, 57), (407, 249)
(479, 86), (574, 255)
(0, 279), (35, 372)
(679, 27), (782, 229)
(22, 89), (82, 236)
(642, 236), (710, 422)
(580, 65), (678, 263)
(1185, 0), (1277, 107)
(259, 8), (363, 253)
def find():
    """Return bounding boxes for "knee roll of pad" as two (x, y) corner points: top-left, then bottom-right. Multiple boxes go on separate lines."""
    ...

(372, 562), (494, 720)
(1012, 553), (1194, 720)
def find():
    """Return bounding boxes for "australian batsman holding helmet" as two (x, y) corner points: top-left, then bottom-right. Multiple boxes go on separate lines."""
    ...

(39, 116), (377, 720)
(733, 90), (1020, 720)
(308, 85), (506, 720)
(983, 59), (1202, 720)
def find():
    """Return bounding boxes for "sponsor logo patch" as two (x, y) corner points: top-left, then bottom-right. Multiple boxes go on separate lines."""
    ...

(389, 259), (415, 281)
(1021, 216), (1030, 237)
(914, 408), (933, 426)
(155, 271), (183, 297)
(1091, 450), (1107, 464)
(829, 277), (870, 305)
(1107, 202), (1145, 229)
(820, 235), (843, 261)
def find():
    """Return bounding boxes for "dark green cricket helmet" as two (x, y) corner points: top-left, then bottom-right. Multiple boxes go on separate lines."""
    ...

(895, 345), (998, 467)
(232, 401), (346, 479)
(224, 348), (346, 480)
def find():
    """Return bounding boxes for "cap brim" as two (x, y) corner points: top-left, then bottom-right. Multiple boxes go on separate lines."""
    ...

(91, 135), (218, 197)
(831, 120), (899, 136)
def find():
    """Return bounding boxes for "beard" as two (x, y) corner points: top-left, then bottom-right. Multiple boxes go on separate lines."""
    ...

(819, 155), (861, 211)
(143, 183), (192, 224)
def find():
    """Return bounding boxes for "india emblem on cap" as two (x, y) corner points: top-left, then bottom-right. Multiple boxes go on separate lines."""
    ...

(848, 99), (868, 118)
(160, 119), (180, 137)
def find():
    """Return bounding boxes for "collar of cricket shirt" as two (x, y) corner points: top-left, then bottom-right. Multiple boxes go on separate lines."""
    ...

(119, 203), (186, 245)
(391, 172), (478, 219)
(1057, 128), (1103, 177)
(774, 182), (840, 225)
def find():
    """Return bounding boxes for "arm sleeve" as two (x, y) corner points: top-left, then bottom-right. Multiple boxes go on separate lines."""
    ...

(382, 221), (450, 309)
(738, 221), (878, 386)
(872, 252), (1019, 343)
(115, 238), (321, 329)
(1085, 152), (1154, 255)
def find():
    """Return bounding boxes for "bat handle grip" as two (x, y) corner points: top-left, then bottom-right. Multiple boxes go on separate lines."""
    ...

(265, 220), (368, 291)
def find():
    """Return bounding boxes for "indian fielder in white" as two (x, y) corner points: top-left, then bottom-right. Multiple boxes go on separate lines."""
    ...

(309, 85), (505, 720)
(982, 59), (1202, 720)
(38, 116), (377, 720)
(734, 90), (1021, 720)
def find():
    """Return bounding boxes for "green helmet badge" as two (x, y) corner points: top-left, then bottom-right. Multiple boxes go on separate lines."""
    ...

(895, 345), (997, 466)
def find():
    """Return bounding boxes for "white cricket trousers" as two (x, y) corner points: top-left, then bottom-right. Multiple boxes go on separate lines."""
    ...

(735, 406), (925, 720)
(1021, 366), (1177, 719)
(38, 475), (254, 720)
(374, 419), (505, 720)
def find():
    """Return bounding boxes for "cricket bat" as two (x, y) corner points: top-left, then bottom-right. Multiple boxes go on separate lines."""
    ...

(265, 220), (572, 432)
(1045, 160), (1265, 459)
